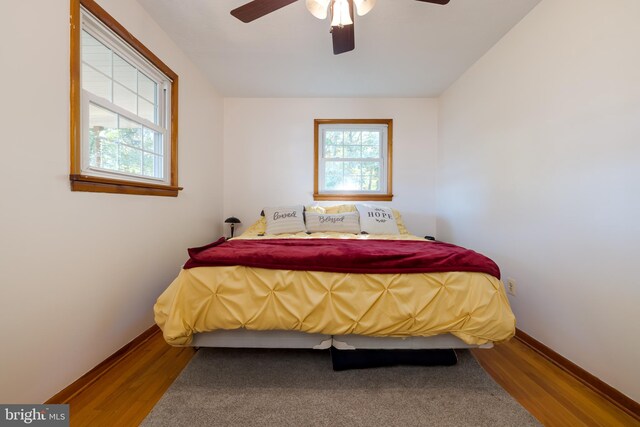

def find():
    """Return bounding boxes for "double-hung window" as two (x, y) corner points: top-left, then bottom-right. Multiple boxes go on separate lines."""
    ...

(70, 0), (180, 196)
(314, 119), (393, 201)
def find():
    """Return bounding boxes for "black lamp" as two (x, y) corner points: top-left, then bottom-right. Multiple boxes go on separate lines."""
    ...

(224, 217), (241, 238)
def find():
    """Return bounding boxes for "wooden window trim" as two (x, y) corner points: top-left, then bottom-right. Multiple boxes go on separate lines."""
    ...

(313, 119), (393, 201)
(70, 0), (181, 197)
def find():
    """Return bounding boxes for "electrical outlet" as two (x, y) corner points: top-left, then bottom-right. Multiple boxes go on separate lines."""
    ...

(507, 278), (517, 296)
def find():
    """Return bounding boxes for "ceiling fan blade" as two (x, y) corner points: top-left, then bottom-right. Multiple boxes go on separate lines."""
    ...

(415, 0), (450, 4)
(332, 24), (355, 54)
(331, 0), (355, 54)
(231, 0), (298, 23)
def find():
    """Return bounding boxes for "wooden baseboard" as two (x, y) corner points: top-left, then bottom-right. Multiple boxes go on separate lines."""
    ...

(515, 328), (639, 420)
(46, 324), (161, 404)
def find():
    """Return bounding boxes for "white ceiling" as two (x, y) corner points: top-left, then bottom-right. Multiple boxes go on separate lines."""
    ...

(137, 0), (541, 97)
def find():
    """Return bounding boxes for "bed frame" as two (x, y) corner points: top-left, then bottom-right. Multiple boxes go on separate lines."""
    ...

(190, 329), (494, 350)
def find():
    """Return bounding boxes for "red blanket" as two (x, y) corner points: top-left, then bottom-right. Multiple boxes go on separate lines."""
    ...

(184, 238), (500, 279)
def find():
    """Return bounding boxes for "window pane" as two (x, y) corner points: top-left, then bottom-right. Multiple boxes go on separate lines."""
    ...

(343, 162), (363, 191)
(143, 153), (163, 178)
(325, 145), (344, 159)
(323, 161), (381, 192)
(89, 105), (117, 170)
(96, 139), (118, 170)
(143, 128), (163, 154)
(370, 177), (380, 191)
(325, 131), (344, 146)
(119, 117), (142, 148)
(82, 64), (112, 100)
(362, 144), (380, 158)
(89, 104), (118, 170)
(113, 82), (137, 115)
(345, 145), (362, 158)
(89, 103), (117, 129)
(362, 175), (372, 190)
(342, 175), (361, 191)
(324, 161), (344, 190)
(119, 145), (142, 175)
(345, 161), (362, 176)
(138, 72), (157, 104)
(87, 103), (163, 179)
(81, 31), (111, 77)
(361, 162), (381, 191)
(361, 131), (379, 145)
(113, 54), (137, 92)
(344, 131), (361, 145)
(138, 98), (156, 124)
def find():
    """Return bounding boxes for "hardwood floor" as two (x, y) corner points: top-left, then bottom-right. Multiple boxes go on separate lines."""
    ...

(63, 330), (638, 427)
(472, 340), (638, 426)
(66, 329), (194, 427)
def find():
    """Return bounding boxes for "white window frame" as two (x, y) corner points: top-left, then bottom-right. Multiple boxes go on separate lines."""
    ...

(80, 8), (171, 186)
(314, 119), (393, 201)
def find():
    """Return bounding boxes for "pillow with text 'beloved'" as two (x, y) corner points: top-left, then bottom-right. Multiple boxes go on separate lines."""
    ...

(263, 205), (306, 235)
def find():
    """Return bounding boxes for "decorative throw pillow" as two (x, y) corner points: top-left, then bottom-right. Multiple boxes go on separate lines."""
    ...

(323, 204), (357, 214)
(263, 205), (306, 235)
(324, 204), (409, 234)
(356, 204), (400, 235)
(305, 204), (326, 214)
(305, 212), (361, 234)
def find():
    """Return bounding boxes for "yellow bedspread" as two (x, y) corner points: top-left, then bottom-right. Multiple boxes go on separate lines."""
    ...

(154, 231), (516, 346)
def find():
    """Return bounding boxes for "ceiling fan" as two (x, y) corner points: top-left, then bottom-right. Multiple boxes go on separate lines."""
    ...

(230, 0), (451, 55)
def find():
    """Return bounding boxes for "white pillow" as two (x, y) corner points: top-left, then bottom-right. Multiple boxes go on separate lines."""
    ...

(356, 204), (400, 235)
(263, 205), (306, 235)
(305, 212), (361, 234)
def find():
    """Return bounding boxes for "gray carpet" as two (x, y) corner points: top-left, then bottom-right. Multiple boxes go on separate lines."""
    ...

(142, 348), (540, 426)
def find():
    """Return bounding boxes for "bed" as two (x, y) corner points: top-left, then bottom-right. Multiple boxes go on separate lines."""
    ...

(154, 204), (515, 353)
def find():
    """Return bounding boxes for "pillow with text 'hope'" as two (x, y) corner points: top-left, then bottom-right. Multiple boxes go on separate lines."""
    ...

(356, 204), (400, 235)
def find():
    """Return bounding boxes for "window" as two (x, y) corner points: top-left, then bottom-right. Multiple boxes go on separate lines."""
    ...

(314, 119), (393, 201)
(70, 0), (180, 196)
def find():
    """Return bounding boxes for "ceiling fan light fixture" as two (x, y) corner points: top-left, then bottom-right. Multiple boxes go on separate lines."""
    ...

(353, 0), (376, 16)
(305, 0), (331, 19)
(232, 0), (451, 55)
(330, 0), (353, 27)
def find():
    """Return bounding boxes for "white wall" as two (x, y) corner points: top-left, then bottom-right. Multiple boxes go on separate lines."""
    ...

(223, 98), (438, 236)
(438, 0), (640, 401)
(0, 0), (223, 403)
